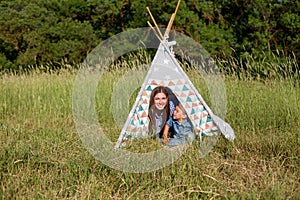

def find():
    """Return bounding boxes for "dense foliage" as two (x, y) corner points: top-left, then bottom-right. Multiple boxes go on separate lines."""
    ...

(0, 0), (299, 71)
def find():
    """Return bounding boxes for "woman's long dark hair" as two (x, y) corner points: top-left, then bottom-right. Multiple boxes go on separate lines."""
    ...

(148, 86), (170, 136)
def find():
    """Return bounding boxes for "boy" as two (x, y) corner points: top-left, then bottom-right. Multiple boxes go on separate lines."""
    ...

(162, 103), (195, 147)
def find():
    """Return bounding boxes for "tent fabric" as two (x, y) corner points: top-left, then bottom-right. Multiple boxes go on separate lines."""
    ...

(115, 40), (234, 148)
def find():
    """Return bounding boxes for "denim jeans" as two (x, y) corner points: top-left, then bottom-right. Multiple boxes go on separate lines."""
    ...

(167, 132), (195, 147)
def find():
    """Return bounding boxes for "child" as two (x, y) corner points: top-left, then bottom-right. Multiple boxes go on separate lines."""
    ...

(162, 103), (195, 147)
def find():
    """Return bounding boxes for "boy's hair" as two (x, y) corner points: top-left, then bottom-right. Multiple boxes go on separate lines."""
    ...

(177, 103), (187, 117)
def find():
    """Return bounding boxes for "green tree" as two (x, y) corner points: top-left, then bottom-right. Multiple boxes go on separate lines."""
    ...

(128, 0), (235, 57)
(0, 0), (98, 68)
(89, 0), (132, 38)
(215, 0), (299, 59)
(0, 0), (298, 71)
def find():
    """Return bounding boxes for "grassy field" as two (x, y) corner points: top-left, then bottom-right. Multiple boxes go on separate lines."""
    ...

(0, 65), (299, 199)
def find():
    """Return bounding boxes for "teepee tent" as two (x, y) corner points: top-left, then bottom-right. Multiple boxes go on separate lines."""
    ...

(115, 1), (235, 149)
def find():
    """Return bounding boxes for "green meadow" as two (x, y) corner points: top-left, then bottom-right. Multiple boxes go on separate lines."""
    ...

(0, 56), (299, 199)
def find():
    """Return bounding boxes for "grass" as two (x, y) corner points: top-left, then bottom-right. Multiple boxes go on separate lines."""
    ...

(0, 60), (299, 199)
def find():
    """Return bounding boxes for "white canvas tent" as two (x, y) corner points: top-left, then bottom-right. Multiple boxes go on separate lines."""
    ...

(115, 2), (235, 149)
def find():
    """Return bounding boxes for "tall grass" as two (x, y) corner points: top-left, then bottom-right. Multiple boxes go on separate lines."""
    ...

(217, 50), (299, 84)
(0, 53), (299, 199)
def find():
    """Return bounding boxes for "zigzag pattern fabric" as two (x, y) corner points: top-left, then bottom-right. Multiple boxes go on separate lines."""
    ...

(122, 79), (219, 142)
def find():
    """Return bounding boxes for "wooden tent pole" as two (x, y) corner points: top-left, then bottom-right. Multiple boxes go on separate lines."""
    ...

(146, 7), (164, 40)
(164, 13), (175, 39)
(147, 21), (162, 42)
(174, 0), (181, 16)
(164, 0), (181, 39)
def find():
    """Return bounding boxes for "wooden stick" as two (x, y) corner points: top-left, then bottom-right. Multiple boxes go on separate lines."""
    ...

(147, 21), (162, 42)
(174, 0), (181, 16)
(163, 0), (181, 39)
(164, 13), (175, 38)
(146, 7), (164, 40)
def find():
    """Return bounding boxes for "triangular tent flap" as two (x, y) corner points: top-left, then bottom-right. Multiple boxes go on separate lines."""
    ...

(115, 41), (235, 148)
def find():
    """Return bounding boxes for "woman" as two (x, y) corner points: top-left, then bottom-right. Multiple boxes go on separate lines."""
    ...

(148, 86), (178, 138)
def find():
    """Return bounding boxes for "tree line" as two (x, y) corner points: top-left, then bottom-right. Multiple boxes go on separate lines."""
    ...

(0, 0), (299, 71)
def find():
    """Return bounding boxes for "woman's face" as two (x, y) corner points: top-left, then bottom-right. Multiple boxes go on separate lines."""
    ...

(153, 92), (168, 110)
